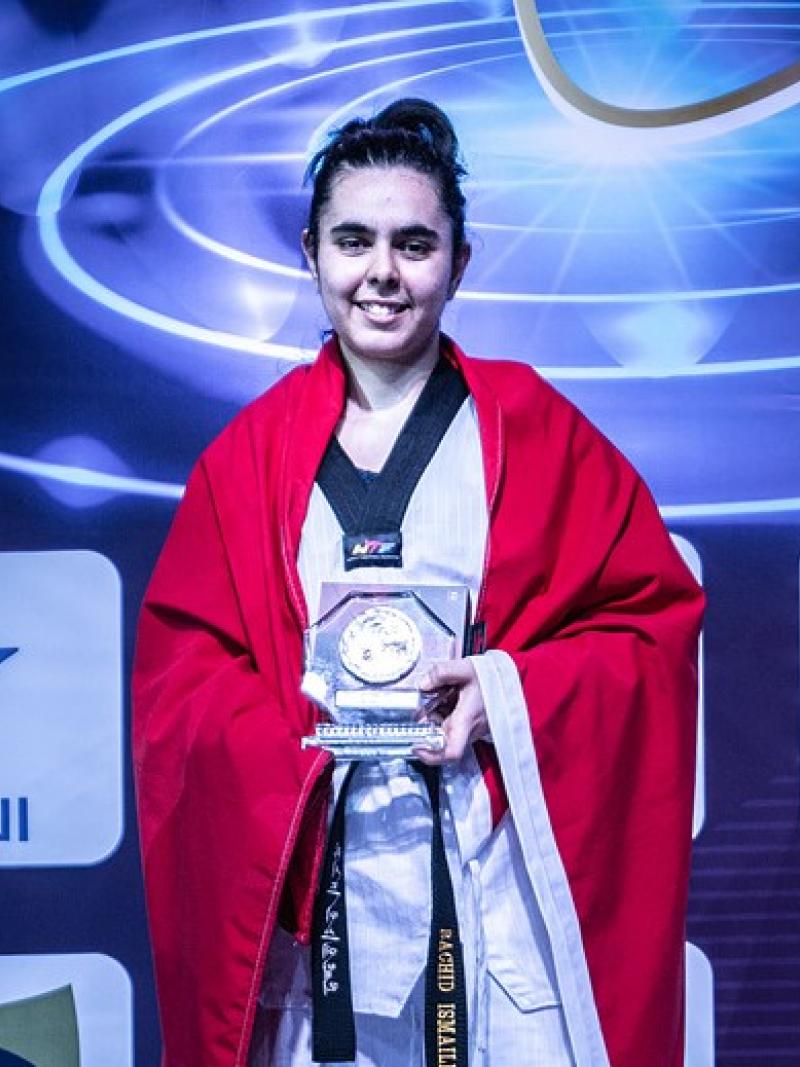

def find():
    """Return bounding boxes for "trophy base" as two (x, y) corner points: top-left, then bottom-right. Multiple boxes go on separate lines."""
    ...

(301, 723), (445, 761)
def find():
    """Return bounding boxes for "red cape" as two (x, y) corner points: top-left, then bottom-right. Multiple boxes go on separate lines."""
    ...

(133, 338), (703, 1066)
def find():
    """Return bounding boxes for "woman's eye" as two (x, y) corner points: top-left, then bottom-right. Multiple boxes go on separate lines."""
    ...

(337, 236), (368, 252)
(401, 241), (431, 256)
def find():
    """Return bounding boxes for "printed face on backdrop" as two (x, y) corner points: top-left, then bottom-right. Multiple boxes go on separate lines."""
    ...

(302, 165), (470, 371)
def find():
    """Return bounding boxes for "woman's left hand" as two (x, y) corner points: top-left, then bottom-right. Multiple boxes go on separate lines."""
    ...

(413, 657), (489, 765)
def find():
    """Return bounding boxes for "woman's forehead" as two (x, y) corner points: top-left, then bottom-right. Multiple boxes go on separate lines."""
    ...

(322, 165), (448, 227)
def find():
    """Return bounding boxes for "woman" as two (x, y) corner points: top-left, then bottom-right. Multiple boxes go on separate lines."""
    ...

(133, 99), (704, 1067)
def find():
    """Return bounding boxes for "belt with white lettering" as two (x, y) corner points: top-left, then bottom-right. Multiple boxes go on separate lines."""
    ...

(311, 761), (468, 1066)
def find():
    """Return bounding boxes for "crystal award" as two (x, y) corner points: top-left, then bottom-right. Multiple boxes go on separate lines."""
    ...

(301, 582), (470, 760)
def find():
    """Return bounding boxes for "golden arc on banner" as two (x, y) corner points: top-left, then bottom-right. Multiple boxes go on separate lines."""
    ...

(513, 0), (800, 143)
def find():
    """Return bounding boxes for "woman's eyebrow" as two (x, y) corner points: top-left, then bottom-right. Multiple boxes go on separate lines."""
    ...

(395, 225), (440, 243)
(330, 222), (373, 237)
(328, 222), (441, 242)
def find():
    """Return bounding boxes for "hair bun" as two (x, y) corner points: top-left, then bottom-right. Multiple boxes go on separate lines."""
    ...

(304, 96), (467, 257)
(373, 97), (459, 165)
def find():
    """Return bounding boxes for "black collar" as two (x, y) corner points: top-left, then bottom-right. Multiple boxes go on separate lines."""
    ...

(316, 357), (469, 570)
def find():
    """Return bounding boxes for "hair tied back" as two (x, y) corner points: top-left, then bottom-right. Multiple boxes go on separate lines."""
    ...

(304, 97), (467, 260)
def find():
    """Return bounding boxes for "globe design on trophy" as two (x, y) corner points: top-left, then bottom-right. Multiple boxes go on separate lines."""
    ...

(338, 606), (422, 686)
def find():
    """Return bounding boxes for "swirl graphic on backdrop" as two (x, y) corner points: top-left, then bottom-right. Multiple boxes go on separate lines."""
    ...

(1, 0), (799, 515)
(513, 0), (800, 141)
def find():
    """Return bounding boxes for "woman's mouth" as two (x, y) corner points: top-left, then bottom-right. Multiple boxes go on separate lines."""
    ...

(356, 301), (408, 320)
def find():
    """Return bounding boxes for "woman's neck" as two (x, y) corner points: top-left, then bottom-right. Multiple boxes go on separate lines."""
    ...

(335, 343), (440, 471)
(341, 343), (440, 412)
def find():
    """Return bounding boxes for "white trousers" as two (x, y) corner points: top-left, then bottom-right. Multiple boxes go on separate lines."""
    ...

(249, 972), (575, 1066)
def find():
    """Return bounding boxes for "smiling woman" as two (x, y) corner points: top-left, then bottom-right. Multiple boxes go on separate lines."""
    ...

(304, 163), (470, 469)
(300, 100), (471, 467)
(132, 98), (704, 1067)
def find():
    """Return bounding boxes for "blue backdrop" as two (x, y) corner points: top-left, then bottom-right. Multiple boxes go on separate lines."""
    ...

(1, 1), (799, 1062)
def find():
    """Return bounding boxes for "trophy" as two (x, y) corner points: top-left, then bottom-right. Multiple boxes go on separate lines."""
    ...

(301, 582), (470, 760)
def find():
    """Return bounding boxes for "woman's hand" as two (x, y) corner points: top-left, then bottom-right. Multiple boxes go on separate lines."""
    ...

(413, 657), (489, 765)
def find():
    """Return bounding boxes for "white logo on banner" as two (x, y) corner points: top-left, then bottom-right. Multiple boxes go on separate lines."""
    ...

(686, 943), (715, 1067)
(0, 551), (122, 865)
(671, 535), (706, 838)
(0, 953), (132, 1065)
(671, 538), (713, 1066)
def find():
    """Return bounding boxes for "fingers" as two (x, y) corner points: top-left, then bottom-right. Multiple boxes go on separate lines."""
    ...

(413, 713), (471, 765)
(418, 657), (476, 692)
(413, 690), (487, 766)
(412, 730), (451, 765)
(443, 707), (471, 759)
(413, 658), (486, 764)
(413, 744), (446, 766)
(420, 685), (457, 718)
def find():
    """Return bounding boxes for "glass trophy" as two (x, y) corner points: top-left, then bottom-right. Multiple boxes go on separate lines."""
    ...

(301, 582), (471, 760)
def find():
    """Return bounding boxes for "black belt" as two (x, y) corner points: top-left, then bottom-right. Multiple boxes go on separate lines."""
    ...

(311, 761), (468, 1066)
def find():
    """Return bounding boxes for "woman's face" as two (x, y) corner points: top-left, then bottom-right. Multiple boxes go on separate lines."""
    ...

(303, 165), (470, 371)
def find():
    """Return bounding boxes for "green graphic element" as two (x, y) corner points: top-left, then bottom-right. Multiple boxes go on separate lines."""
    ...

(0, 985), (79, 1067)
(0, 1049), (35, 1066)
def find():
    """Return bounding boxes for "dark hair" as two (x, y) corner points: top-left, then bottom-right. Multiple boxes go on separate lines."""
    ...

(304, 97), (467, 261)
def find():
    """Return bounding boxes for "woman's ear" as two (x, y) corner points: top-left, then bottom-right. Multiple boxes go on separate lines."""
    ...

(448, 242), (472, 299)
(301, 229), (318, 281)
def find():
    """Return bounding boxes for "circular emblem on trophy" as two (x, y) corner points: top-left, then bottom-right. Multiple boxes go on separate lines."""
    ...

(338, 606), (422, 685)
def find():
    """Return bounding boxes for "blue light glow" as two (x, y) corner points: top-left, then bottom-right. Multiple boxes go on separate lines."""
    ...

(0, 0), (459, 94)
(0, 452), (183, 501)
(5, 0), (798, 514)
(36, 17), (516, 363)
(3, 448), (799, 518)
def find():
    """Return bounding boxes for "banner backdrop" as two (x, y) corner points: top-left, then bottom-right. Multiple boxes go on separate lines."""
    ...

(1, 2), (799, 1063)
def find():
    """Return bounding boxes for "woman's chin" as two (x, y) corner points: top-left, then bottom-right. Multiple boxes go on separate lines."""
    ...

(338, 324), (440, 369)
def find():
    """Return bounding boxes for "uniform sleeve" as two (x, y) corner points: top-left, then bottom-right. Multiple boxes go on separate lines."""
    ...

(483, 464), (703, 1067)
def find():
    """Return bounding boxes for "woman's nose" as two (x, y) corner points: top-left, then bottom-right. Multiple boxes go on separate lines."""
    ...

(366, 241), (399, 286)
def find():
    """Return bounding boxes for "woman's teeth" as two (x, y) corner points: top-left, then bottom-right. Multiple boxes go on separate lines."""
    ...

(359, 302), (404, 318)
